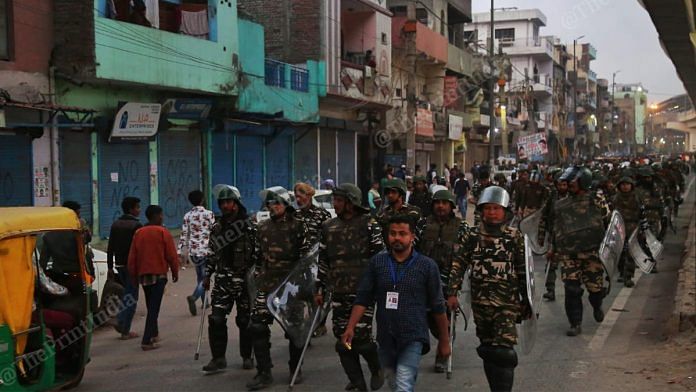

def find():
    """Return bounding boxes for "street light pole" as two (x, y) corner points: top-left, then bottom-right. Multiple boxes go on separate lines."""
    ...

(488, 0), (496, 168)
(572, 36), (584, 158)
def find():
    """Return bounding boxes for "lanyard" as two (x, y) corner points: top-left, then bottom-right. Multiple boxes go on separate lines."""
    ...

(388, 252), (416, 289)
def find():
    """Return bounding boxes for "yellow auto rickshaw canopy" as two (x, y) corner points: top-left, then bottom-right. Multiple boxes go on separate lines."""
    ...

(0, 207), (81, 240)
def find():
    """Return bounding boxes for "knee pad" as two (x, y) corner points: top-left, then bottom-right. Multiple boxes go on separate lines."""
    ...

(476, 344), (518, 368)
(564, 281), (583, 298)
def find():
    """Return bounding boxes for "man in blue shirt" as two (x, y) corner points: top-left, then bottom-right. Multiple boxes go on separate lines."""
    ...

(342, 215), (450, 392)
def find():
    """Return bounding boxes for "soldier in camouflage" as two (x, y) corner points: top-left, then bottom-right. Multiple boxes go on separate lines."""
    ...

(515, 170), (549, 219)
(509, 166), (529, 212)
(542, 173), (569, 302)
(611, 177), (645, 287)
(376, 178), (424, 243)
(202, 185), (259, 374)
(416, 189), (467, 373)
(246, 187), (311, 391)
(447, 186), (530, 392)
(548, 167), (610, 337)
(635, 166), (665, 242)
(293, 182), (332, 337)
(315, 184), (385, 392)
(468, 169), (493, 226)
(408, 176), (432, 217)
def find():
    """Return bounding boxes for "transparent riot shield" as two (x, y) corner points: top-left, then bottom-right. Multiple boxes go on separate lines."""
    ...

(598, 210), (626, 285)
(519, 206), (549, 255)
(517, 235), (537, 355)
(628, 228), (663, 274)
(265, 245), (331, 347)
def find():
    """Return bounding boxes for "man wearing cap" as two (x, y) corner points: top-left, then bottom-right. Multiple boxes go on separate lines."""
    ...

(547, 167), (610, 336)
(247, 187), (311, 390)
(407, 176), (431, 217)
(203, 185), (259, 374)
(315, 184), (385, 392)
(376, 178), (424, 243)
(447, 186), (530, 392)
(416, 189), (467, 373)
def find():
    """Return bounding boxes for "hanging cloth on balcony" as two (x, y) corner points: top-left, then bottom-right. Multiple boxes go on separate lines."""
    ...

(180, 10), (209, 39)
(144, 0), (159, 29)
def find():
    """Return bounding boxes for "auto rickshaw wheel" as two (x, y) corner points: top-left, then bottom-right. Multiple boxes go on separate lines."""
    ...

(60, 368), (85, 390)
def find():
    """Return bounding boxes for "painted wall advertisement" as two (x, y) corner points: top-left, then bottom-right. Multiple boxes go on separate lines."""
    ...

(448, 114), (463, 141)
(416, 108), (434, 137)
(110, 102), (162, 142)
(517, 132), (548, 159)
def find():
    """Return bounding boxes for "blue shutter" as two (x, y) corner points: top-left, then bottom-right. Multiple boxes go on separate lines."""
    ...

(211, 130), (235, 215)
(337, 131), (356, 185)
(265, 134), (292, 190)
(294, 129), (318, 188)
(60, 131), (93, 225)
(0, 134), (32, 206)
(235, 135), (264, 213)
(98, 141), (150, 237)
(158, 131), (202, 229)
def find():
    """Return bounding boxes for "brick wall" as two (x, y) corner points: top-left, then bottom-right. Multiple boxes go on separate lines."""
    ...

(238, 0), (322, 64)
(52, 0), (96, 78)
(0, 0), (54, 73)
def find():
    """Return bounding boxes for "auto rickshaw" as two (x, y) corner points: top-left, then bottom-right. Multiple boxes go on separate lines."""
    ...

(0, 207), (94, 390)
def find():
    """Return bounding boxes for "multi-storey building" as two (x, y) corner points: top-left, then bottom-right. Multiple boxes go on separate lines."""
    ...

(611, 83), (648, 155)
(567, 42), (599, 157)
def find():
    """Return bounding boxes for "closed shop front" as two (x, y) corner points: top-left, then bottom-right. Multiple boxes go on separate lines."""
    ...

(319, 129), (337, 184)
(98, 141), (150, 237)
(59, 130), (93, 225)
(235, 135), (264, 211)
(0, 134), (33, 206)
(294, 128), (318, 187)
(211, 130), (235, 214)
(337, 131), (356, 185)
(158, 130), (202, 229)
(265, 133), (292, 190)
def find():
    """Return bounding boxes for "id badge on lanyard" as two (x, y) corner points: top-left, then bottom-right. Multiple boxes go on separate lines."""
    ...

(386, 254), (415, 311)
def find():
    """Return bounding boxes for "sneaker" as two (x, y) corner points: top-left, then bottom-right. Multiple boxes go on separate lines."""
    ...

(566, 325), (582, 337)
(247, 370), (273, 391)
(370, 369), (385, 391)
(542, 291), (555, 302)
(187, 295), (197, 316)
(242, 357), (255, 370)
(593, 307), (605, 323)
(434, 356), (446, 373)
(141, 342), (160, 351)
(624, 278), (635, 288)
(202, 357), (227, 375)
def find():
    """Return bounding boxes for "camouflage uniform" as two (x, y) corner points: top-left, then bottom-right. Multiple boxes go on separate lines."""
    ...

(543, 189), (567, 295)
(517, 181), (550, 241)
(549, 191), (610, 330)
(206, 214), (259, 365)
(448, 223), (527, 347)
(295, 204), (332, 244)
(611, 188), (643, 281)
(317, 212), (384, 389)
(635, 181), (664, 236)
(407, 190), (432, 217)
(250, 209), (311, 375)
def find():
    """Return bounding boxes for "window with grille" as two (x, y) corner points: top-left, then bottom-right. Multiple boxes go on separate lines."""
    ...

(495, 28), (515, 42)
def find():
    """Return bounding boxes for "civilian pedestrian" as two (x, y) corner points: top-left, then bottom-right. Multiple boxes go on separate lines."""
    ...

(179, 190), (216, 316)
(107, 196), (142, 340)
(368, 181), (382, 215)
(128, 205), (180, 351)
(342, 215), (450, 392)
(453, 173), (470, 219)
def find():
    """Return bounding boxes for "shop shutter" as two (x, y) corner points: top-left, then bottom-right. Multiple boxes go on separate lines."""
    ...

(265, 134), (292, 190)
(0, 134), (32, 206)
(60, 131), (93, 225)
(294, 129), (318, 188)
(337, 131), (356, 185)
(235, 135), (264, 212)
(158, 131), (202, 229)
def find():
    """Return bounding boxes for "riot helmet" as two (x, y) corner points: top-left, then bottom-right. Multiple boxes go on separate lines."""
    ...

(333, 183), (369, 213)
(477, 186), (510, 209)
(383, 178), (408, 198)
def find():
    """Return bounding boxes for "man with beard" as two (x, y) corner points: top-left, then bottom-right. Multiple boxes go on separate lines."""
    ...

(202, 185), (258, 373)
(407, 176), (432, 217)
(447, 186), (530, 392)
(377, 178), (423, 243)
(342, 215), (450, 392)
(548, 167), (610, 336)
(315, 184), (385, 392)
(246, 187), (311, 390)
(416, 189), (467, 373)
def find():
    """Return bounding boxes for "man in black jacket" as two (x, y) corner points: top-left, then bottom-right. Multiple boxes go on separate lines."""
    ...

(107, 196), (142, 340)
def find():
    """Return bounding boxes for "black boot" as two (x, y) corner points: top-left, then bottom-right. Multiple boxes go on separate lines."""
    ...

(337, 344), (367, 391)
(246, 369), (273, 391)
(588, 291), (605, 323)
(249, 323), (273, 372)
(564, 282), (584, 336)
(542, 290), (555, 301)
(236, 316), (254, 369)
(206, 313), (228, 373)
(355, 342), (383, 391)
(477, 345), (517, 392)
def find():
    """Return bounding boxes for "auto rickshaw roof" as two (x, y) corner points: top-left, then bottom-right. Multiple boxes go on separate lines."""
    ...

(0, 207), (81, 240)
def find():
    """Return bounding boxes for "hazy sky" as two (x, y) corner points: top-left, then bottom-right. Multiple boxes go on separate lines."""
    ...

(471, 0), (685, 104)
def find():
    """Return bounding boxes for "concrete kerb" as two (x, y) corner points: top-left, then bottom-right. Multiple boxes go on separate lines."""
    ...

(668, 206), (696, 334)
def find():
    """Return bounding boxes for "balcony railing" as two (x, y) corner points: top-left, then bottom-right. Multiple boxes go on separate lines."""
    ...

(265, 59), (286, 88)
(265, 59), (309, 92)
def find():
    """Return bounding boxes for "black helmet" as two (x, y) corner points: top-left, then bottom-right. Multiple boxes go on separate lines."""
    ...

(383, 178), (407, 198)
(333, 183), (369, 213)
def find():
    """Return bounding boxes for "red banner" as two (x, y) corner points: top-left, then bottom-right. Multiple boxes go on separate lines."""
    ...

(443, 76), (459, 108)
(416, 108), (434, 137)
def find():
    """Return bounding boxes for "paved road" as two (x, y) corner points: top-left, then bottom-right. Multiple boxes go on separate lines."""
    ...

(77, 176), (695, 391)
